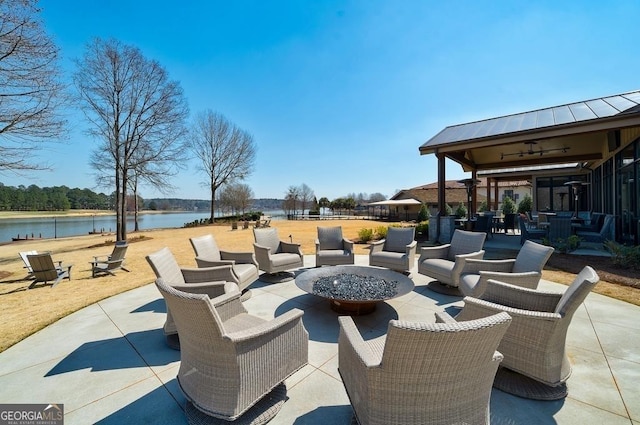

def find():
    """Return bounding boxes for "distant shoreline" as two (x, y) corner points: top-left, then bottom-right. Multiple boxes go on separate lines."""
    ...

(0, 209), (207, 220)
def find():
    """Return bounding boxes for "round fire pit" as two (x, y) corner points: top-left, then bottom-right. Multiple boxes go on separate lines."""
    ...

(295, 265), (415, 315)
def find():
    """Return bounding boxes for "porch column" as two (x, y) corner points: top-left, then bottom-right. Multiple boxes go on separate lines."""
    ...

(493, 180), (500, 211)
(430, 152), (446, 243)
(471, 170), (478, 215)
(486, 178), (492, 210)
(437, 153), (446, 216)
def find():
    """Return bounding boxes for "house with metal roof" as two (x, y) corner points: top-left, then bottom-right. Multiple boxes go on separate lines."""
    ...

(419, 89), (640, 244)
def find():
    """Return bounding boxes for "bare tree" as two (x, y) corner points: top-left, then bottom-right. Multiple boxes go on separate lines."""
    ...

(299, 183), (314, 215)
(220, 182), (253, 216)
(234, 183), (254, 216)
(189, 110), (256, 223)
(0, 0), (67, 171)
(283, 185), (300, 217)
(369, 192), (387, 202)
(75, 38), (189, 241)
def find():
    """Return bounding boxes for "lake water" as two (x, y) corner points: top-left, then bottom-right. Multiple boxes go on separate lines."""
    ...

(0, 211), (283, 243)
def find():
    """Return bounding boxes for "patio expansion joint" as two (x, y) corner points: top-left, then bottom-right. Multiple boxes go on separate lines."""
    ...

(565, 394), (634, 425)
(63, 374), (177, 415)
(305, 362), (344, 385)
(583, 303), (634, 422)
(94, 301), (186, 413)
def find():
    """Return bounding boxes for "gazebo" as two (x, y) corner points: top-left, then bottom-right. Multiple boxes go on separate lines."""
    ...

(367, 199), (422, 221)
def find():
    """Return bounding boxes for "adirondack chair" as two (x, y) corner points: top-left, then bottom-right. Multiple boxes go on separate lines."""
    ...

(90, 242), (130, 277)
(19, 250), (38, 279)
(27, 253), (72, 289)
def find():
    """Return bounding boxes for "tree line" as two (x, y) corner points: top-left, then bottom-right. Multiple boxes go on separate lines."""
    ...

(0, 184), (111, 211)
(283, 184), (387, 216)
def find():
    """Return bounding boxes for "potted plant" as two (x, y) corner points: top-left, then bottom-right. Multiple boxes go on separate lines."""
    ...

(502, 196), (517, 233)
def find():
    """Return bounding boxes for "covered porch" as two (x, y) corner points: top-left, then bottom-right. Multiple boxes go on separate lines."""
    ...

(420, 90), (640, 245)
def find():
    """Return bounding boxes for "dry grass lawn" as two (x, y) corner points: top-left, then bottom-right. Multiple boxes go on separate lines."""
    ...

(1, 217), (638, 353)
(0, 219), (381, 352)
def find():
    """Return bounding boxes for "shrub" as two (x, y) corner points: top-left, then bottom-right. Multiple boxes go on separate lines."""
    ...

(543, 235), (581, 254)
(358, 228), (374, 243)
(455, 203), (467, 218)
(417, 204), (429, 222)
(478, 200), (488, 213)
(502, 196), (516, 215)
(517, 194), (533, 214)
(605, 241), (640, 270)
(444, 203), (453, 216)
(416, 220), (429, 235)
(375, 226), (388, 239)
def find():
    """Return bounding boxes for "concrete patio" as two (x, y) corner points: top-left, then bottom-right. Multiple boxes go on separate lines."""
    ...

(0, 253), (638, 425)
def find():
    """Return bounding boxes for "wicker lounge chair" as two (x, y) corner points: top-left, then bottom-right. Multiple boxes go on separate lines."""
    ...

(27, 253), (72, 289)
(154, 278), (308, 423)
(338, 312), (512, 425)
(146, 247), (239, 349)
(315, 226), (354, 266)
(459, 240), (554, 297)
(580, 212), (605, 233)
(576, 214), (614, 243)
(368, 227), (417, 274)
(253, 228), (304, 283)
(418, 229), (485, 295)
(474, 214), (493, 239)
(190, 234), (259, 293)
(519, 215), (547, 245)
(455, 266), (599, 400)
(90, 242), (129, 278)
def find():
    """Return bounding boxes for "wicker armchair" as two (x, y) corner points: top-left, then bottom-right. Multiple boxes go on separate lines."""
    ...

(459, 240), (554, 297)
(576, 214), (614, 243)
(418, 229), (485, 295)
(253, 228), (304, 282)
(547, 216), (573, 242)
(580, 212), (605, 232)
(154, 278), (308, 423)
(338, 312), (512, 425)
(455, 266), (599, 400)
(474, 214), (493, 239)
(146, 247), (238, 349)
(190, 234), (259, 292)
(368, 227), (417, 274)
(519, 215), (547, 245)
(315, 226), (354, 266)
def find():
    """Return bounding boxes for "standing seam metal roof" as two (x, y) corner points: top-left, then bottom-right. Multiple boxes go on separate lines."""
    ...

(420, 90), (640, 149)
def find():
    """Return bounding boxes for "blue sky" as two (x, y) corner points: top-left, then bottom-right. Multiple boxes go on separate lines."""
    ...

(4, 0), (640, 200)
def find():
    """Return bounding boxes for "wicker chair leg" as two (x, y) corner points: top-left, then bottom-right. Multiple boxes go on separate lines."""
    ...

(493, 367), (568, 401)
(184, 383), (288, 425)
(427, 281), (463, 296)
(258, 271), (295, 283)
